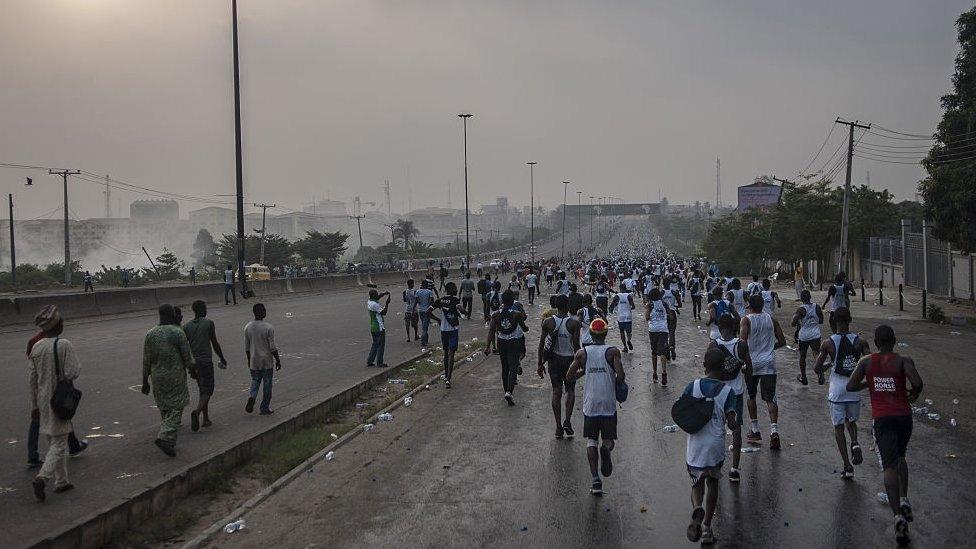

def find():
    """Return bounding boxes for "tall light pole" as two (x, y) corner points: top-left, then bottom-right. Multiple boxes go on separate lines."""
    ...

(48, 169), (80, 284)
(576, 190), (583, 255)
(527, 162), (537, 265)
(588, 195), (595, 246)
(252, 202), (275, 265)
(231, 0), (250, 297)
(561, 181), (569, 260)
(458, 113), (473, 269)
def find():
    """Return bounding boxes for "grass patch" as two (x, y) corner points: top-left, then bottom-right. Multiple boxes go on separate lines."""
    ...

(250, 423), (352, 483)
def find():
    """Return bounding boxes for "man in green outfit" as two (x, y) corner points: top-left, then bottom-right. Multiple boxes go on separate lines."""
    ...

(142, 304), (196, 457)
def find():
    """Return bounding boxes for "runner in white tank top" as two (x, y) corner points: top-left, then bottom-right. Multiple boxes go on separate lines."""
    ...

(739, 294), (786, 450)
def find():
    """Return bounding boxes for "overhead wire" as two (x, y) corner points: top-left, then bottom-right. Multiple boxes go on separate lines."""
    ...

(797, 123), (836, 177)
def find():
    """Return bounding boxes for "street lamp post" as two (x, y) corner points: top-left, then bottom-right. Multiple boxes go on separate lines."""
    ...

(561, 181), (569, 260)
(527, 162), (537, 266)
(458, 113), (473, 270)
(231, 0), (250, 298)
(576, 190), (582, 255)
(588, 195), (595, 246)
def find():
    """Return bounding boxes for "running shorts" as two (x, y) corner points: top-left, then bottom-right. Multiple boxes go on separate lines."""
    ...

(547, 355), (577, 392)
(649, 331), (669, 356)
(687, 462), (724, 485)
(583, 414), (617, 440)
(617, 321), (632, 335)
(440, 330), (459, 351)
(829, 401), (861, 426)
(745, 372), (777, 402)
(873, 415), (912, 470)
(798, 337), (821, 357)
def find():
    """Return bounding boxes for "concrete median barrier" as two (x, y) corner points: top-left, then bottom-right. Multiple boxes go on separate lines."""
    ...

(16, 292), (99, 322)
(95, 288), (160, 316)
(0, 298), (32, 326)
(154, 284), (222, 309)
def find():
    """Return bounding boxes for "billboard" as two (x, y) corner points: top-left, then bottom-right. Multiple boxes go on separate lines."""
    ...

(737, 182), (781, 212)
(564, 203), (660, 217)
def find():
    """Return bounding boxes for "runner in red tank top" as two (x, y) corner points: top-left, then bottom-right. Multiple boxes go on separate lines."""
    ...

(846, 325), (923, 546)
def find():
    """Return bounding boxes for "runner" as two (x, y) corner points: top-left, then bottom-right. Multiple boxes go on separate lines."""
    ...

(459, 272), (476, 320)
(739, 294), (787, 449)
(428, 282), (468, 389)
(593, 275), (610, 314)
(416, 280), (436, 346)
(525, 269), (538, 305)
(484, 289), (527, 405)
(706, 286), (735, 341)
(438, 262), (449, 291)
(537, 294), (581, 439)
(565, 318), (624, 496)
(544, 264), (555, 291)
(689, 269), (704, 321)
(823, 273), (856, 334)
(661, 277), (682, 360)
(609, 283), (636, 353)
(726, 278), (747, 318)
(792, 290), (824, 385)
(567, 283), (584, 315)
(746, 274), (761, 296)
(477, 272), (492, 324)
(812, 307), (870, 479)
(846, 325), (923, 545)
(645, 287), (672, 385)
(402, 278), (419, 342)
(707, 314), (752, 483)
(182, 301), (228, 432)
(760, 278), (782, 315)
(555, 272), (571, 296)
(577, 294), (605, 348)
(684, 348), (737, 545)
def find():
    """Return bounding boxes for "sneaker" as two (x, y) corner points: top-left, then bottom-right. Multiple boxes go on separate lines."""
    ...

(851, 443), (863, 466)
(817, 371), (826, 385)
(622, 347), (629, 354)
(562, 420), (575, 438)
(661, 372), (668, 386)
(769, 432), (781, 450)
(687, 507), (705, 542)
(53, 483), (75, 494)
(895, 515), (910, 545)
(504, 392), (514, 406)
(900, 498), (913, 522)
(841, 465), (854, 479)
(445, 380), (452, 389)
(154, 438), (176, 457)
(590, 479), (604, 496)
(191, 411), (200, 432)
(260, 409), (275, 415)
(670, 349), (676, 360)
(555, 426), (564, 440)
(600, 446), (613, 477)
(69, 440), (88, 457)
(627, 340), (634, 351)
(746, 431), (762, 444)
(245, 397), (255, 413)
(796, 374), (808, 386)
(32, 478), (46, 502)
(378, 363), (390, 368)
(700, 525), (716, 545)
(728, 468), (740, 483)
(652, 372), (658, 383)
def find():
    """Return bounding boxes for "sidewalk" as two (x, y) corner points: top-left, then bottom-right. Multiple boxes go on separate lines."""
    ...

(199, 297), (976, 548)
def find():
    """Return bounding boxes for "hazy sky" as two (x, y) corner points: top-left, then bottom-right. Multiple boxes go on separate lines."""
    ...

(1, 0), (970, 220)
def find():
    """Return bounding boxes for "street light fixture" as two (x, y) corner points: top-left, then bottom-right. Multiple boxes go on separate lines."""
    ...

(561, 181), (569, 260)
(527, 162), (537, 265)
(458, 114), (473, 270)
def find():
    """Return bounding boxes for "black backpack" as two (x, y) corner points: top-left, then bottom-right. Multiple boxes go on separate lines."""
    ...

(716, 342), (743, 382)
(50, 338), (82, 421)
(834, 334), (862, 377)
(442, 298), (461, 327)
(671, 381), (722, 434)
(477, 279), (488, 295)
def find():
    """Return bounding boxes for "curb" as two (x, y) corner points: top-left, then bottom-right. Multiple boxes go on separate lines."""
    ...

(183, 350), (491, 549)
(26, 351), (430, 549)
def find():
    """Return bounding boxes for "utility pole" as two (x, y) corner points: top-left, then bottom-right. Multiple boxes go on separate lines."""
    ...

(8, 194), (15, 284)
(104, 174), (111, 218)
(716, 158), (721, 209)
(458, 113), (473, 269)
(383, 180), (391, 218)
(231, 0), (250, 298)
(349, 215), (366, 251)
(527, 162), (537, 265)
(383, 223), (397, 247)
(588, 196), (595, 245)
(252, 202), (275, 265)
(835, 118), (871, 274)
(48, 169), (80, 284)
(576, 190), (583, 254)
(561, 181), (569, 259)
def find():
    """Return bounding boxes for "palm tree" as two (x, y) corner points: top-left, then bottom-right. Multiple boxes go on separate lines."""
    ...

(393, 219), (419, 251)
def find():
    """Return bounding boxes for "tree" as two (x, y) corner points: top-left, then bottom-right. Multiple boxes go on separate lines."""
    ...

(918, 6), (976, 253)
(292, 230), (349, 263)
(216, 234), (293, 268)
(149, 248), (185, 281)
(393, 219), (419, 250)
(191, 229), (217, 267)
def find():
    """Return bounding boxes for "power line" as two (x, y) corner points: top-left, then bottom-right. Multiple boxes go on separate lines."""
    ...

(797, 123), (836, 176)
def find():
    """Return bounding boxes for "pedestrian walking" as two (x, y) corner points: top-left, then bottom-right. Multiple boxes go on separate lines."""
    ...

(28, 305), (81, 501)
(224, 264), (237, 305)
(366, 289), (390, 367)
(402, 279), (419, 342)
(416, 281), (435, 346)
(26, 325), (86, 469)
(459, 272), (476, 320)
(846, 325), (923, 545)
(484, 289), (526, 404)
(684, 349), (738, 545)
(121, 267), (130, 288)
(142, 304), (196, 457)
(83, 271), (93, 293)
(429, 282), (468, 388)
(189, 266), (197, 285)
(182, 300), (228, 432)
(566, 318), (624, 496)
(244, 303), (281, 414)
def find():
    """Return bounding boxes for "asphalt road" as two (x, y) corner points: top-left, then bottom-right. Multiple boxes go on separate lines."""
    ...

(208, 288), (976, 548)
(0, 229), (579, 546)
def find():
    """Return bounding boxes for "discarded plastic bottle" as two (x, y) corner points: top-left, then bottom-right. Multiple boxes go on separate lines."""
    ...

(741, 447), (760, 453)
(224, 519), (246, 533)
(389, 379), (407, 384)
(662, 425), (678, 433)
(950, 418), (958, 427)
(330, 432), (338, 439)
(927, 412), (941, 421)
(924, 399), (933, 406)
(953, 398), (960, 406)
(877, 492), (889, 505)
(355, 403), (369, 409)
(325, 451), (335, 461)
(363, 423), (374, 432)
(404, 397), (413, 407)
(378, 413), (394, 421)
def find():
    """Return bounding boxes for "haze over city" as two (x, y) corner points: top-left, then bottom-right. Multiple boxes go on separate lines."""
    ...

(1, 0), (968, 222)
